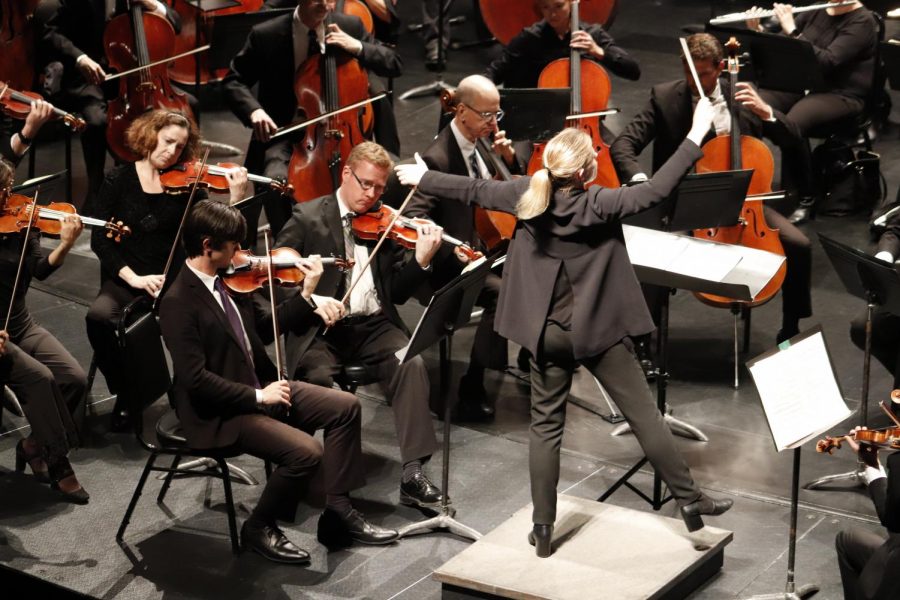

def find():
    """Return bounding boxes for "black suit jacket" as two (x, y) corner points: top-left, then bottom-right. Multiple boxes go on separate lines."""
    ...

(415, 139), (704, 360)
(38, 0), (181, 88)
(159, 265), (315, 449)
(855, 452), (900, 600)
(275, 194), (429, 374)
(221, 12), (401, 129)
(610, 78), (799, 182)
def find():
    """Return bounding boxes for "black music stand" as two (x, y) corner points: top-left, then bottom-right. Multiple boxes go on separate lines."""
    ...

(804, 234), (900, 490)
(600, 170), (754, 510)
(706, 25), (825, 93)
(396, 255), (496, 541)
(499, 88), (571, 143)
(400, 0), (454, 99)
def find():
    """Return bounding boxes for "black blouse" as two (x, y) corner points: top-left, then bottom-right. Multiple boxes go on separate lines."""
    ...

(89, 163), (200, 283)
(0, 232), (59, 339)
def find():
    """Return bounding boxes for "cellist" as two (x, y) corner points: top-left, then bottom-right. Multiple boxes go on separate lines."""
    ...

(404, 74), (524, 421)
(221, 0), (402, 248)
(609, 33), (812, 344)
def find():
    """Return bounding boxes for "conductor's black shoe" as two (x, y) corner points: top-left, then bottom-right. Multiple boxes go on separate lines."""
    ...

(680, 495), (734, 532)
(241, 520), (310, 564)
(317, 508), (399, 550)
(527, 524), (553, 558)
(400, 471), (444, 509)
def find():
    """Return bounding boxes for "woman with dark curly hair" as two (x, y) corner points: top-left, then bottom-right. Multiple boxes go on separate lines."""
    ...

(84, 110), (248, 431)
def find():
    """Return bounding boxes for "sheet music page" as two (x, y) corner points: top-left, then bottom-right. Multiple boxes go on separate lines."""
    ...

(747, 332), (852, 451)
(671, 241), (742, 281)
(722, 249), (786, 298)
(623, 226), (691, 270)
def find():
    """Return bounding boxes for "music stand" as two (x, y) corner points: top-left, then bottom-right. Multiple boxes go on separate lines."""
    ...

(804, 234), (900, 490)
(600, 170), (755, 510)
(706, 25), (825, 93)
(498, 88), (572, 143)
(395, 255), (496, 541)
(400, 0), (454, 99)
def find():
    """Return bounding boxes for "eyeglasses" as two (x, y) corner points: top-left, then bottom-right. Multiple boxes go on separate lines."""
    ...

(350, 169), (385, 194)
(462, 103), (504, 122)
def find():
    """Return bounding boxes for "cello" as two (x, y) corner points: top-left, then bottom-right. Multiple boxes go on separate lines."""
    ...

(478, 0), (616, 46)
(0, 0), (40, 91)
(691, 38), (786, 309)
(104, 1), (195, 162)
(287, 11), (374, 203)
(337, 0), (374, 34)
(526, 0), (619, 189)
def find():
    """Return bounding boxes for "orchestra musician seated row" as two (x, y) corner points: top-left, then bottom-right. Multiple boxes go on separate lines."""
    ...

(84, 110), (247, 432)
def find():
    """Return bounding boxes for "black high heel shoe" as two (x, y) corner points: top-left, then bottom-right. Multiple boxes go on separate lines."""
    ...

(15, 439), (50, 483)
(527, 524), (553, 558)
(47, 456), (90, 505)
(680, 495), (733, 532)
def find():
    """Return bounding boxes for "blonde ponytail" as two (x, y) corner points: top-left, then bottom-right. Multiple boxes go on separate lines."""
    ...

(515, 128), (597, 220)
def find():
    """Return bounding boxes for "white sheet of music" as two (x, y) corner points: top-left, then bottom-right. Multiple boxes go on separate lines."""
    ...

(747, 330), (852, 451)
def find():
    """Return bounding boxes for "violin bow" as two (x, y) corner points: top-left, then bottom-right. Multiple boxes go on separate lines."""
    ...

(154, 147), (211, 311)
(4, 189), (40, 332)
(679, 37), (707, 101)
(261, 226), (289, 380)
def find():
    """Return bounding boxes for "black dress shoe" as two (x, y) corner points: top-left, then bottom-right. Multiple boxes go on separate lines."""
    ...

(680, 495), (734, 532)
(527, 524), (553, 558)
(516, 348), (532, 373)
(317, 508), (399, 551)
(400, 471), (444, 509)
(457, 375), (494, 421)
(241, 520), (310, 564)
(109, 405), (131, 433)
(788, 206), (811, 225)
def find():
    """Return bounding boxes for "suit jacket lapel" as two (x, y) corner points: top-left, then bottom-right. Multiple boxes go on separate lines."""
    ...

(322, 195), (345, 258)
(183, 267), (249, 357)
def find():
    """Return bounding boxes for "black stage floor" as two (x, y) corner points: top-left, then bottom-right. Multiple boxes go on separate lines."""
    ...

(2, 1), (900, 598)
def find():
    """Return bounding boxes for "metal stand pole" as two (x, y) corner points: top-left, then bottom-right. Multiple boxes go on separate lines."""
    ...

(399, 1), (454, 100)
(398, 332), (482, 541)
(744, 448), (819, 600)
(804, 298), (874, 490)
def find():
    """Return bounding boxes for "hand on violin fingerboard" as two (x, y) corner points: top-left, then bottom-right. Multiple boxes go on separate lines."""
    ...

(414, 223), (443, 269)
(847, 426), (882, 466)
(296, 255), (324, 299)
(224, 166), (249, 204)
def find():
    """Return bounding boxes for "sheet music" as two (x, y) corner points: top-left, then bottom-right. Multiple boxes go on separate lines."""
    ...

(747, 331), (852, 451)
(674, 241), (741, 281)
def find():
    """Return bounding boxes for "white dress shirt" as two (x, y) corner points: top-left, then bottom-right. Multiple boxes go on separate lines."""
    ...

(293, 7), (326, 73)
(450, 119), (490, 179)
(332, 192), (382, 317)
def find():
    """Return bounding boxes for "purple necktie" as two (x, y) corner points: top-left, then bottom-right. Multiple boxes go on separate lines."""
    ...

(214, 277), (261, 389)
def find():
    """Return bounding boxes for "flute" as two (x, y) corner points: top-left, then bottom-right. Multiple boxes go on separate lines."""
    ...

(710, 1), (857, 26)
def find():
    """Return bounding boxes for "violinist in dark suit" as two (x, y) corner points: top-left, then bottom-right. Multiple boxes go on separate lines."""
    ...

(609, 33), (812, 344)
(36, 0), (183, 206)
(405, 74), (523, 421)
(159, 199), (397, 564)
(222, 0), (402, 247)
(276, 141), (446, 512)
(835, 428), (900, 599)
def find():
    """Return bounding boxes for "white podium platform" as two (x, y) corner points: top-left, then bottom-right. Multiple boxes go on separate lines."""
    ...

(434, 495), (733, 600)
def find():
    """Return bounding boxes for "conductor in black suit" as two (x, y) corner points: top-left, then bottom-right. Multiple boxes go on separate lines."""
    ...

(159, 199), (398, 564)
(222, 0), (402, 247)
(836, 428), (900, 599)
(405, 74), (523, 421)
(276, 141), (447, 511)
(609, 33), (813, 344)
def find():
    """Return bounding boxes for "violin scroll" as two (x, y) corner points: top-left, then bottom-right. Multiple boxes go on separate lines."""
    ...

(105, 219), (132, 242)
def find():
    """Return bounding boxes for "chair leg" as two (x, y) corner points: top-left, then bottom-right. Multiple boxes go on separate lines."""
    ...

(217, 459), (241, 555)
(82, 355), (97, 421)
(742, 306), (752, 353)
(157, 454), (181, 504)
(117, 452), (159, 542)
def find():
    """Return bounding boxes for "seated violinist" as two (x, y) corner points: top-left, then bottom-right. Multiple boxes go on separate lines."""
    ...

(485, 0), (640, 88)
(276, 141), (447, 512)
(158, 199), (398, 564)
(744, 0), (878, 224)
(84, 109), (248, 432)
(0, 158), (89, 504)
(222, 0), (402, 247)
(609, 33), (813, 344)
(404, 74), (522, 421)
(36, 0), (188, 207)
(835, 427), (900, 599)
(0, 97), (55, 165)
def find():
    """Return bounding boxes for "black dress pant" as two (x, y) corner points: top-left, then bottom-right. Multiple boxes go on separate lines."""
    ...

(85, 278), (144, 396)
(836, 528), (900, 600)
(763, 205), (813, 321)
(850, 307), (900, 389)
(0, 322), (83, 459)
(293, 312), (438, 464)
(528, 323), (701, 525)
(470, 272), (507, 372)
(226, 381), (363, 523)
(242, 139), (300, 250)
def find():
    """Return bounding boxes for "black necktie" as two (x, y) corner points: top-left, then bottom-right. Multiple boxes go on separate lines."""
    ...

(469, 151), (482, 179)
(309, 28), (321, 57)
(214, 277), (261, 389)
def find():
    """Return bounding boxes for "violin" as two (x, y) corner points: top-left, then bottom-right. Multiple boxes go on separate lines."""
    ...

(160, 161), (294, 196)
(0, 82), (86, 132)
(222, 247), (352, 294)
(104, 0), (195, 162)
(287, 11), (375, 203)
(691, 38), (786, 309)
(168, 0), (263, 86)
(817, 427), (900, 454)
(0, 0), (40, 92)
(0, 193), (130, 241)
(352, 204), (484, 262)
(526, 0), (619, 189)
(478, 0), (616, 46)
